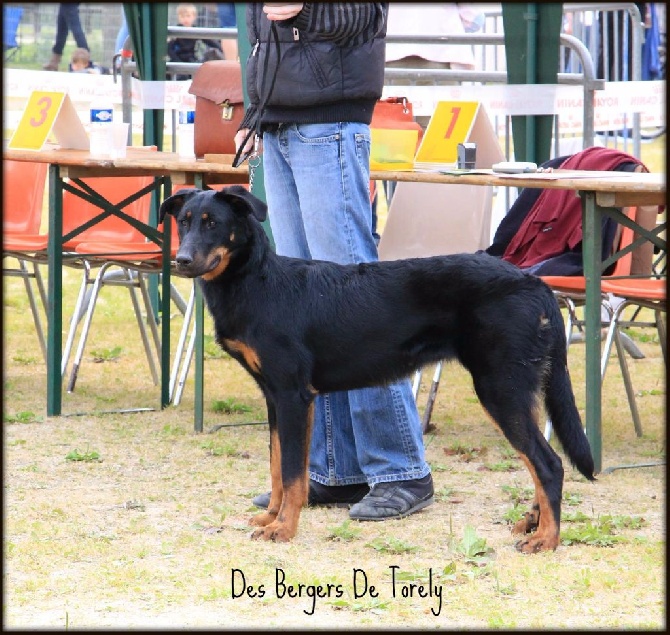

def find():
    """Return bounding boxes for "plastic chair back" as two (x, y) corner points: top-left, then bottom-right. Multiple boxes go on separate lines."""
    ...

(62, 176), (154, 247)
(378, 181), (493, 260)
(3, 6), (22, 59)
(3, 160), (48, 235)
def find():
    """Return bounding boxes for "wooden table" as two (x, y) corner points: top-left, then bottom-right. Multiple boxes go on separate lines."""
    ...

(3, 146), (248, 421)
(371, 168), (666, 473)
(4, 147), (665, 472)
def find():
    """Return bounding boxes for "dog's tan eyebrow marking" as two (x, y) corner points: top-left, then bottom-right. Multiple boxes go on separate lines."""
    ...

(184, 210), (192, 219)
(202, 213), (208, 220)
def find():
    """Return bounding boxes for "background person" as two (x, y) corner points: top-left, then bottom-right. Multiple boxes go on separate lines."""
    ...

(43, 3), (90, 71)
(69, 47), (108, 74)
(168, 3), (223, 78)
(217, 3), (239, 60)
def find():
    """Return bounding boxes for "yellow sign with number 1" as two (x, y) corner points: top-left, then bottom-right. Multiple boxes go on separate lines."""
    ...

(8, 91), (90, 151)
(414, 101), (504, 170)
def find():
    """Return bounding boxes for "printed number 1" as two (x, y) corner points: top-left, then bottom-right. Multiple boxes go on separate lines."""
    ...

(30, 96), (53, 127)
(443, 107), (461, 139)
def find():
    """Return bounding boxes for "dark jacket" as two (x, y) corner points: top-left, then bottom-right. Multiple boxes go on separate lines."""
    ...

(487, 147), (644, 276)
(240, 3), (388, 131)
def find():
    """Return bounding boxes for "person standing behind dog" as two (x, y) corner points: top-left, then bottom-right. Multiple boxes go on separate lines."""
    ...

(235, 3), (434, 520)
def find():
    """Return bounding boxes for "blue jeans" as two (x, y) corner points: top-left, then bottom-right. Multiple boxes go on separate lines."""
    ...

(53, 3), (89, 55)
(262, 122), (430, 486)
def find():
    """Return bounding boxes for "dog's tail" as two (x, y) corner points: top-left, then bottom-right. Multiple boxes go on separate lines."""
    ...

(543, 292), (597, 480)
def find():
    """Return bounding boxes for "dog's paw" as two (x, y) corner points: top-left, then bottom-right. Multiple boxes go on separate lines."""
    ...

(514, 533), (559, 553)
(249, 511), (276, 527)
(250, 521), (295, 542)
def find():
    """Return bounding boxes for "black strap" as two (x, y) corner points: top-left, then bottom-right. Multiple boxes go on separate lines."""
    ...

(232, 21), (282, 168)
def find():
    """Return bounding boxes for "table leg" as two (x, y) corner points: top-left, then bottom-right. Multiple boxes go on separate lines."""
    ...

(581, 191), (603, 474)
(161, 199), (172, 408)
(193, 174), (205, 433)
(46, 165), (63, 417)
(194, 284), (204, 433)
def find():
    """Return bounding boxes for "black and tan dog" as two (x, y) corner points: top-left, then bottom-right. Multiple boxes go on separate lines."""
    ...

(159, 185), (595, 553)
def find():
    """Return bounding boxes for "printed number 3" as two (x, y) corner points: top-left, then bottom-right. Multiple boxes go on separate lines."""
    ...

(443, 107), (461, 139)
(30, 96), (52, 127)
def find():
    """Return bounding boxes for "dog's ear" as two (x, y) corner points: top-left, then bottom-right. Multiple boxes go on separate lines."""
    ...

(216, 185), (268, 223)
(159, 189), (200, 223)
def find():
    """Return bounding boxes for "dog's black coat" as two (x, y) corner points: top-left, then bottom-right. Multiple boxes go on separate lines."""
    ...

(160, 186), (595, 551)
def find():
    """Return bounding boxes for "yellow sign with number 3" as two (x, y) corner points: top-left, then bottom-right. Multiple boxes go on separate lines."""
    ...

(8, 90), (90, 151)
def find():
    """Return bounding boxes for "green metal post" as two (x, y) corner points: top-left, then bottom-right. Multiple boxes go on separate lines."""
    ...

(46, 165), (64, 416)
(502, 3), (562, 164)
(161, 177), (172, 409)
(581, 192), (602, 474)
(194, 173), (205, 433)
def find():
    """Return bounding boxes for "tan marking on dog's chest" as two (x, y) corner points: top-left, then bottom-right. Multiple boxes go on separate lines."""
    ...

(222, 338), (261, 372)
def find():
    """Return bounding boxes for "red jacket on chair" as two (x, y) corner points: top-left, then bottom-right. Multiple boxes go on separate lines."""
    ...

(501, 147), (646, 272)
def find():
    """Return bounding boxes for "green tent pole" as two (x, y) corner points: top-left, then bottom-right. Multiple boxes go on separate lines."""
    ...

(503, 3), (563, 164)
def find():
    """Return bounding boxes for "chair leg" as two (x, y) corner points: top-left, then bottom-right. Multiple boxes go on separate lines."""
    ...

(129, 271), (160, 386)
(603, 300), (644, 437)
(613, 325), (644, 437)
(62, 261), (95, 376)
(67, 262), (110, 392)
(173, 310), (197, 406)
(411, 369), (422, 401)
(421, 361), (443, 433)
(17, 259), (47, 362)
(136, 272), (162, 366)
(170, 283), (195, 403)
(656, 310), (667, 363)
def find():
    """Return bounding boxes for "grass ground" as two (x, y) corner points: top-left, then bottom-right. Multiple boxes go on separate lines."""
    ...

(3, 283), (665, 627)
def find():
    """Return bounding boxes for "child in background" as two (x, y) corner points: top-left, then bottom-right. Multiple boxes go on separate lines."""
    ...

(69, 47), (108, 74)
(168, 3), (222, 78)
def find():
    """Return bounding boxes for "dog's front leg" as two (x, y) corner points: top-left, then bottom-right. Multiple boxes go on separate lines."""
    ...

(250, 401), (283, 528)
(251, 397), (314, 542)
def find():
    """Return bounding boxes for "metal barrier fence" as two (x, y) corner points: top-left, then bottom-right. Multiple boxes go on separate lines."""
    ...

(3, 3), (225, 69)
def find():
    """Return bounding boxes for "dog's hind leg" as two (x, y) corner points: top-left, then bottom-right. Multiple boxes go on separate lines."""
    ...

(250, 398), (314, 542)
(475, 376), (564, 553)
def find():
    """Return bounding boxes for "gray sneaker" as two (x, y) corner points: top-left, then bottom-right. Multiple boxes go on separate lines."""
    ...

(349, 474), (434, 521)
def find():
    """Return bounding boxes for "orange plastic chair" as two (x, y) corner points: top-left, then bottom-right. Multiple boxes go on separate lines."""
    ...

(599, 276), (666, 436)
(59, 175), (163, 391)
(3, 159), (49, 359)
(543, 205), (666, 438)
(541, 206), (638, 348)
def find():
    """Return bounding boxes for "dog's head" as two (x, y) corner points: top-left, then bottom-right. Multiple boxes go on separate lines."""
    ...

(159, 185), (268, 280)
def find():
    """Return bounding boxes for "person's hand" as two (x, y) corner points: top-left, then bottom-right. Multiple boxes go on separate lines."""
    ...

(234, 128), (254, 155)
(234, 128), (263, 167)
(263, 3), (303, 21)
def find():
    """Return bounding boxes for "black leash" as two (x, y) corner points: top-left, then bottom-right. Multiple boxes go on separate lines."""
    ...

(232, 20), (282, 183)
